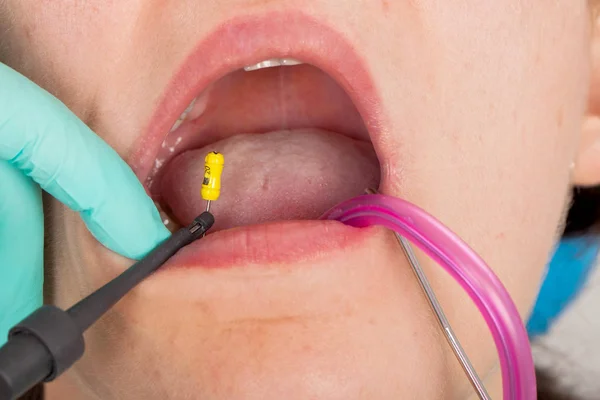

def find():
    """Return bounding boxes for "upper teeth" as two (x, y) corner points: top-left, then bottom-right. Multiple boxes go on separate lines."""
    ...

(170, 97), (196, 132)
(244, 58), (303, 72)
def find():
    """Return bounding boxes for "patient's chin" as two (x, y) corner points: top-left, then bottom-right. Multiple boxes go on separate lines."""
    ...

(82, 290), (447, 399)
(47, 227), (454, 400)
(143, 313), (448, 400)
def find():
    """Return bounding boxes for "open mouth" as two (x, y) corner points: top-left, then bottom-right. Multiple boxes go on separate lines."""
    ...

(129, 13), (388, 267)
(149, 61), (380, 232)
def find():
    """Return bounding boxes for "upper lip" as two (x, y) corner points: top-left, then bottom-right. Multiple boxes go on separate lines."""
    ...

(128, 10), (387, 184)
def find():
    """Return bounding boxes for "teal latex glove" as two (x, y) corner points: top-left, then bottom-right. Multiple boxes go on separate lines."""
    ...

(0, 63), (171, 344)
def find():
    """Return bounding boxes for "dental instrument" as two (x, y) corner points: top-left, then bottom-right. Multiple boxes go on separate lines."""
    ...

(365, 188), (490, 399)
(0, 213), (214, 400)
(366, 189), (491, 400)
(399, 234), (492, 399)
(321, 194), (537, 400)
(201, 151), (225, 213)
(0, 148), (226, 400)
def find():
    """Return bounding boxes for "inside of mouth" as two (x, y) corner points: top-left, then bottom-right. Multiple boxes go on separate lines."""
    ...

(147, 63), (381, 233)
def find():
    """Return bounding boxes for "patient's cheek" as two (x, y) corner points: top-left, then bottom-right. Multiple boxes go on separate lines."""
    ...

(0, 1), (131, 125)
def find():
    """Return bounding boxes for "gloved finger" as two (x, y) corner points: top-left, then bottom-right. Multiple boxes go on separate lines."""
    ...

(0, 63), (170, 259)
(0, 161), (43, 343)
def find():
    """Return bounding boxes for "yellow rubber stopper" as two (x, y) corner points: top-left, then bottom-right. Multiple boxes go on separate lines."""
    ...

(201, 151), (224, 201)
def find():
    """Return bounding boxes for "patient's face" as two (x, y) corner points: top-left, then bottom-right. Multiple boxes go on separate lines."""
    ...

(0, 1), (592, 399)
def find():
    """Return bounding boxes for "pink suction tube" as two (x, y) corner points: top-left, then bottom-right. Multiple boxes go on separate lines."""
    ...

(320, 194), (537, 400)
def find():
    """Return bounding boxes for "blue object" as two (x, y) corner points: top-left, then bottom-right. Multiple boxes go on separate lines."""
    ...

(0, 63), (170, 344)
(527, 236), (600, 337)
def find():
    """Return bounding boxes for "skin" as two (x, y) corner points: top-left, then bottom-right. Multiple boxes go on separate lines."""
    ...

(2, 1), (600, 399)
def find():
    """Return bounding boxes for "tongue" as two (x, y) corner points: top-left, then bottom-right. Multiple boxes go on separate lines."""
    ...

(159, 129), (380, 231)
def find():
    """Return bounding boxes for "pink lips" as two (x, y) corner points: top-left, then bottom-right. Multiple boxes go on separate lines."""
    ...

(128, 10), (389, 269)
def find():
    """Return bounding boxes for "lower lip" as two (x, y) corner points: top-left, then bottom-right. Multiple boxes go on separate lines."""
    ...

(163, 220), (375, 269)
